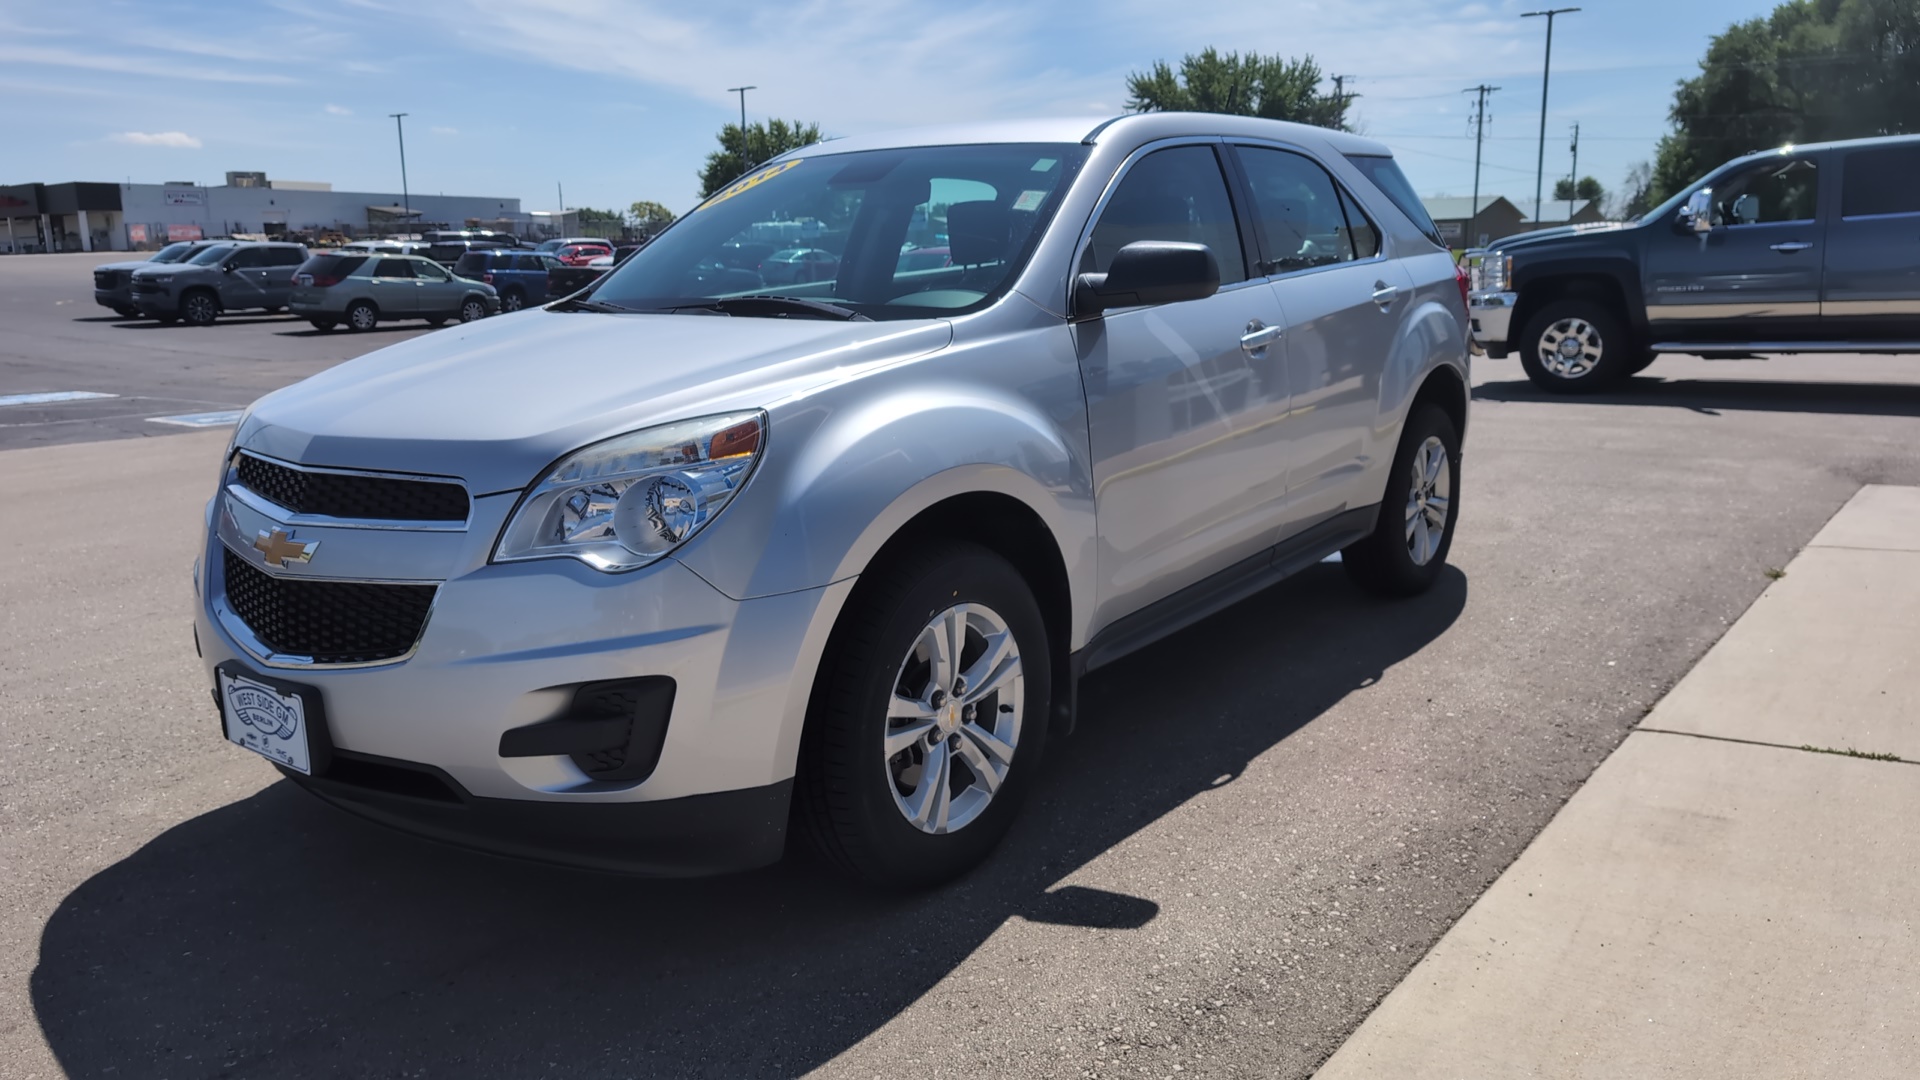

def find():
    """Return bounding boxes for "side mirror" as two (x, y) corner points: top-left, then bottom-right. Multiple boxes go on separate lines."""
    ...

(1074, 241), (1220, 315)
(1679, 189), (1714, 234)
(221, 262), (236, 273)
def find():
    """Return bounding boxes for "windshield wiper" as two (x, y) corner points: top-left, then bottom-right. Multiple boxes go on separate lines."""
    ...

(668, 295), (870, 322)
(550, 296), (637, 313)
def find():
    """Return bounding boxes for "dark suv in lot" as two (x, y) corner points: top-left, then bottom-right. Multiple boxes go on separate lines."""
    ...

(130, 241), (310, 325)
(1470, 134), (1920, 391)
(93, 240), (219, 317)
(452, 249), (563, 311)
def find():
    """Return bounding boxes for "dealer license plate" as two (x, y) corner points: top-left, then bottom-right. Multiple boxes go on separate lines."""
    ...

(221, 669), (315, 774)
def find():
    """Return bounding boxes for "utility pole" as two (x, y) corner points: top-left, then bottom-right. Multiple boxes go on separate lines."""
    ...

(1522, 7), (1580, 225)
(1568, 122), (1580, 221)
(1462, 84), (1500, 248)
(1330, 74), (1359, 122)
(389, 113), (410, 237)
(727, 85), (757, 167)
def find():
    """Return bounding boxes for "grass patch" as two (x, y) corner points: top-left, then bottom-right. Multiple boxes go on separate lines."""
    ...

(1764, 567), (1788, 580)
(1800, 744), (1904, 763)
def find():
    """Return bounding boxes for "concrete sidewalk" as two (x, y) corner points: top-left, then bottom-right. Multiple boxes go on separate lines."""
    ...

(1316, 485), (1920, 1079)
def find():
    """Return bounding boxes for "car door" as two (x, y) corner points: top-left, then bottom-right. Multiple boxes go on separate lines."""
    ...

(219, 246), (271, 309)
(261, 247), (304, 307)
(1231, 143), (1403, 531)
(1072, 141), (1292, 629)
(1642, 151), (1826, 342)
(1822, 142), (1920, 341)
(369, 258), (419, 315)
(408, 257), (459, 316)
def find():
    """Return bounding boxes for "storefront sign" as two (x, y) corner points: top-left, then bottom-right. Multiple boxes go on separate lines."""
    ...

(127, 223), (148, 245)
(167, 224), (203, 242)
(162, 187), (205, 207)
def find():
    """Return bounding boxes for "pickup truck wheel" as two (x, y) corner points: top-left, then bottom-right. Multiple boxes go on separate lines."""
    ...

(181, 289), (219, 327)
(797, 540), (1050, 889)
(346, 300), (378, 332)
(1517, 300), (1629, 392)
(1343, 403), (1460, 597)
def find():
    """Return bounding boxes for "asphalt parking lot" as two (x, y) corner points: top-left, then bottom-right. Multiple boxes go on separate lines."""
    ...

(6, 248), (1920, 1079)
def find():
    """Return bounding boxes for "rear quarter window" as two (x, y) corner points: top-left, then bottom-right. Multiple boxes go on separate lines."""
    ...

(296, 254), (367, 278)
(1344, 154), (1446, 249)
(454, 252), (490, 276)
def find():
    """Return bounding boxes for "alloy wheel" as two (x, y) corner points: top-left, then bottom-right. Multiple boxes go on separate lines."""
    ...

(1535, 316), (1603, 378)
(883, 602), (1023, 835)
(1404, 435), (1451, 566)
(184, 294), (216, 325)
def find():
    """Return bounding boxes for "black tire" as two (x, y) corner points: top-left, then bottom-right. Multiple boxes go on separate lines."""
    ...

(796, 540), (1051, 889)
(180, 289), (219, 327)
(1516, 299), (1634, 393)
(500, 288), (526, 313)
(308, 318), (337, 331)
(114, 306), (139, 319)
(345, 300), (378, 332)
(425, 318), (448, 328)
(1343, 403), (1461, 597)
(459, 296), (488, 323)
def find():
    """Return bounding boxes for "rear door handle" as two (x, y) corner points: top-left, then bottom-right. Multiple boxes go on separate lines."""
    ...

(1371, 282), (1400, 307)
(1770, 241), (1813, 253)
(1240, 322), (1282, 353)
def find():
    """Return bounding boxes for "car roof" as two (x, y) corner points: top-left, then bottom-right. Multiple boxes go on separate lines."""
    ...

(777, 113), (1392, 162)
(1725, 131), (1920, 165)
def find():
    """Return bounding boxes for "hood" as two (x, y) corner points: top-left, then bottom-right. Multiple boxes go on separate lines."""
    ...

(1489, 220), (1635, 253)
(239, 308), (954, 494)
(95, 259), (161, 274)
(132, 263), (207, 278)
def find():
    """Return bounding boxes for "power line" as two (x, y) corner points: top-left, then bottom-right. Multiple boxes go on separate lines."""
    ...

(1463, 84), (1499, 247)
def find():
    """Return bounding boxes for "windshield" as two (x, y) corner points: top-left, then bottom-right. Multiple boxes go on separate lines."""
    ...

(586, 143), (1089, 320)
(151, 242), (194, 263)
(187, 245), (235, 266)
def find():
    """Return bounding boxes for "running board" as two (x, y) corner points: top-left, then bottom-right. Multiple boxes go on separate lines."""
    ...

(1652, 342), (1920, 355)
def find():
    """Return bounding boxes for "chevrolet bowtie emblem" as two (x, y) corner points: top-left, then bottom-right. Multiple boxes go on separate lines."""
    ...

(253, 528), (318, 568)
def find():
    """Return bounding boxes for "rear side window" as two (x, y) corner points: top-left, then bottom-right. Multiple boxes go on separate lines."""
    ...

(374, 258), (415, 278)
(296, 254), (367, 279)
(1235, 146), (1355, 271)
(1345, 154), (1445, 248)
(1337, 186), (1380, 259)
(1841, 146), (1920, 218)
(1086, 145), (1247, 285)
(454, 252), (490, 276)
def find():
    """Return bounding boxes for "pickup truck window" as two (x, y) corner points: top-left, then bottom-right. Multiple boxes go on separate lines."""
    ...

(1841, 146), (1920, 218)
(1709, 157), (1819, 226)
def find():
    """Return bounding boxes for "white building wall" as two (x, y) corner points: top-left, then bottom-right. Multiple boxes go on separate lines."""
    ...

(117, 184), (522, 242)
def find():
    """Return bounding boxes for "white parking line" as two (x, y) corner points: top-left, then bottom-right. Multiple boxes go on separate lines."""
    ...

(147, 410), (244, 428)
(0, 391), (118, 407)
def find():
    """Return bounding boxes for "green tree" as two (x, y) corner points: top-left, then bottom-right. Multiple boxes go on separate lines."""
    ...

(1552, 176), (1606, 202)
(1611, 161), (1655, 219)
(699, 119), (825, 199)
(628, 200), (676, 237)
(1649, 0), (1920, 205)
(1126, 48), (1351, 130)
(575, 207), (623, 226)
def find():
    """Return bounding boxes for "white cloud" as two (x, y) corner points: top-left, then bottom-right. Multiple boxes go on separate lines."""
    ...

(431, 125), (458, 135)
(110, 130), (202, 149)
(325, 103), (352, 115)
(0, 43), (297, 83)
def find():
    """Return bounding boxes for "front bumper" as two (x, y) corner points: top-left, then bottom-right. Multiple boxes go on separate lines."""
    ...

(94, 287), (133, 311)
(196, 484), (852, 874)
(1468, 290), (1517, 351)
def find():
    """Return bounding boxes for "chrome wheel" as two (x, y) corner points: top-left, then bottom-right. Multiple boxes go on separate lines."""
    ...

(883, 603), (1023, 835)
(1536, 316), (1602, 378)
(461, 299), (487, 322)
(1405, 435), (1451, 566)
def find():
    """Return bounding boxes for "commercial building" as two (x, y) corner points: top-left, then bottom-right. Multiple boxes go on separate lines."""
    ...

(0, 172), (523, 253)
(1421, 194), (1612, 249)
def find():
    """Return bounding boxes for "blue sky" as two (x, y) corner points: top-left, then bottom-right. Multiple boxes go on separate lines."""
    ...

(2, 0), (1773, 218)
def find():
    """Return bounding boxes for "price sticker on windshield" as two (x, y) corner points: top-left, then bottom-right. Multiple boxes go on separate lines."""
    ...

(701, 160), (804, 208)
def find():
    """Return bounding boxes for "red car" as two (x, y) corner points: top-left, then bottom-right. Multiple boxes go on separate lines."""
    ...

(556, 241), (613, 267)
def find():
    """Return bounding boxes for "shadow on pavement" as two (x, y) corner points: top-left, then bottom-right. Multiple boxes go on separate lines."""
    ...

(1475, 375), (1920, 418)
(274, 324), (441, 339)
(32, 564), (1465, 1078)
(105, 315), (304, 329)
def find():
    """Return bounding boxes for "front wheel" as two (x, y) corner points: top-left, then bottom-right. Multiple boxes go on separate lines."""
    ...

(1516, 299), (1637, 393)
(180, 290), (219, 327)
(1343, 403), (1461, 597)
(797, 541), (1051, 889)
(459, 297), (488, 323)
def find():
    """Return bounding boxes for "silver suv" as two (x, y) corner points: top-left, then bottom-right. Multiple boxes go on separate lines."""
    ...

(196, 114), (1469, 886)
(131, 240), (309, 325)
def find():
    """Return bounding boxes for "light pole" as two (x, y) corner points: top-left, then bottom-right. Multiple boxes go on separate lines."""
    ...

(727, 85), (757, 167)
(389, 112), (411, 237)
(1522, 8), (1579, 225)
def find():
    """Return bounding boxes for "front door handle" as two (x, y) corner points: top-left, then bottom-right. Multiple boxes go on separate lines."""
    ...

(1371, 282), (1401, 307)
(1240, 321), (1282, 353)
(1770, 241), (1813, 253)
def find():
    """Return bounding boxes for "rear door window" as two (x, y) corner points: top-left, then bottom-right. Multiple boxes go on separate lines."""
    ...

(373, 258), (415, 278)
(453, 252), (490, 276)
(296, 254), (367, 281)
(1086, 144), (1247, 285)
(1234, 146), (1356, 271)
(1841, 145), (1920, 219)
(412, 259), (450, 281)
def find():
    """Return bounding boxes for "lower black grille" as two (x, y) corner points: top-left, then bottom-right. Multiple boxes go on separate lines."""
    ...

(223, 547), (436, 664)
(94, 270), (121, 288)
(235, 453), (469, 523)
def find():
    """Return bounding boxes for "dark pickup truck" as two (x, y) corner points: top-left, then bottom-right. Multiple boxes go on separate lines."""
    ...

(1470, 134), (1920, 392)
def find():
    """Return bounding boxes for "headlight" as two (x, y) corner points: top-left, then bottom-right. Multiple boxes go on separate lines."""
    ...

(1478, 254), (1511, 292)
(494, 411), (766, 572)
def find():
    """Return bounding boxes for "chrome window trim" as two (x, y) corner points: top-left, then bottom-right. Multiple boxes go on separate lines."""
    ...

(1227, 138), (1391, 280)
(227, 449), (472, 532)
(213, 537), (441, 670)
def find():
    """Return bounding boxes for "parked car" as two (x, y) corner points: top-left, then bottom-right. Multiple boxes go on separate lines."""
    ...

(759, 247), (840, 284)
(196, 114), (1467, 887)
(546, 245), (645, 297)
(896, 245), (952, 274)
(130, 241), (310, 325)
(422, 238), (515, 267)
(339, 240), (432, 257)
(536, 236), (611, 254)
(288, 252), (499, 331)
(1468, 134), (1920, 391)
(93, 240), (219, 317)
(554, 241), (614, 267)
(453, 249), (563, 311)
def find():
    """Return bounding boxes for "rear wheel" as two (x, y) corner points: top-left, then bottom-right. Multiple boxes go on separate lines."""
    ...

(1517, 299), (1635, 393)
(500, 288), (526, 313)
(345, 300), (378, 332)
(797, 541), (1050, 889)
(1343, 403), (1460, 597)
(181, 289), (219, 327)
(307, 318), (337, 331)
(459, 297), (488, 323)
